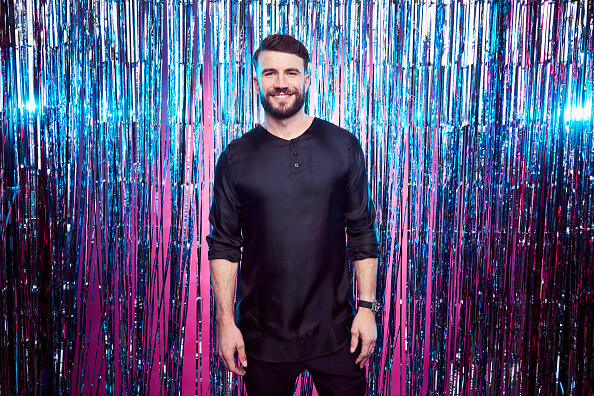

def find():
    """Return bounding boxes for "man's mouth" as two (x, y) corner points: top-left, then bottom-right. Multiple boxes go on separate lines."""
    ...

(271, 93), (293, 99)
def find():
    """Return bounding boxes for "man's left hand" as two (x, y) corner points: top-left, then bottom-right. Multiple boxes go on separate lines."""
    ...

(350, 308), (377, 368)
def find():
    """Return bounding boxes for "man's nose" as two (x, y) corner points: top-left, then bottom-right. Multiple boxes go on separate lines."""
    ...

(273, 74), (288, 88)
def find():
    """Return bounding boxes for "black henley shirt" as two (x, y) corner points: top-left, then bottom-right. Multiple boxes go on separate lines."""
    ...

(206, 117), (379, 363)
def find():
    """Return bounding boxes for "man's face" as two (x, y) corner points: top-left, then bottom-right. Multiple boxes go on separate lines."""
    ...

(253, 50), (310, 119)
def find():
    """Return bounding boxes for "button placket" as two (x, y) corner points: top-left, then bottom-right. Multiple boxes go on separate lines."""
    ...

(291, 140), (299, 169)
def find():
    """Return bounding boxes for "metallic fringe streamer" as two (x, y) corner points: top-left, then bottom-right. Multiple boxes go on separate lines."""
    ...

(0, 1), (592, 395)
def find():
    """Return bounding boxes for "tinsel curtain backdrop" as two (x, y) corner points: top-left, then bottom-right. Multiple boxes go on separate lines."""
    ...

(1, 0), (593, 395)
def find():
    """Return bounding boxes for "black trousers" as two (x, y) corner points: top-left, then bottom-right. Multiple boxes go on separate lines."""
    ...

(243, 342), (366, 396)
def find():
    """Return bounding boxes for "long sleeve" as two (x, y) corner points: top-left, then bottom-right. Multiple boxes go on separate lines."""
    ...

(344, 135), (380, 261)
(206, 147), (243, 262)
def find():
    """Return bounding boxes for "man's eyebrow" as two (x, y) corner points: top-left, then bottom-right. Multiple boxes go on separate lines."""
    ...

(260, 67), (302, 74)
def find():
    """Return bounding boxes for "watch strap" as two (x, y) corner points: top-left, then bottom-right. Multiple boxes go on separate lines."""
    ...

(358, 299), (374, 309)
(357, 298), (381, 313)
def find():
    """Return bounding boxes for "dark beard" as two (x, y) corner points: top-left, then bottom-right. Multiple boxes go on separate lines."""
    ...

(260, 89), (306, 119)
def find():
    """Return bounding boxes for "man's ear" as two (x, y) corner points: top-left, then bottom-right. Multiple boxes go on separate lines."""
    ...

(304, 73), (311, 91)
(252, 75), (260, 93)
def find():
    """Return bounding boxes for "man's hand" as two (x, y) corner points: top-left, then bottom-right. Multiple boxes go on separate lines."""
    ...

(217, 319), (248, 376)
(350, 308), (377, 368)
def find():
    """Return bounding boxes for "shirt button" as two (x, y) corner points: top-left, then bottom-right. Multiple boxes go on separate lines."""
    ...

(294, 163), (299, 167)
(293, 152), (297, 156)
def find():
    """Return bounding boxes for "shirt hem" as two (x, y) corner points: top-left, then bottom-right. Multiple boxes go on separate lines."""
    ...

(241, 315), (354, 363)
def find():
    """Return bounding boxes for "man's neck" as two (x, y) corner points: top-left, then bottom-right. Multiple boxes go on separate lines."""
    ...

(263, 111), (314, 140)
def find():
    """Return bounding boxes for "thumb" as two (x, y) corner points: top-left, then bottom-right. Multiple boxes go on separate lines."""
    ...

(350, 327), (359, 353)
(237, 344), (248, 367)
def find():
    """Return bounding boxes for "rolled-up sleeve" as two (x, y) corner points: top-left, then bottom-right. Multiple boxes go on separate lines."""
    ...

(344, 135), (380, 261)
(206, 147), (243, 262)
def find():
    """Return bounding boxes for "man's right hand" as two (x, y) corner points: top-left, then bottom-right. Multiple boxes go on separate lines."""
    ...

(217, 319), (248, 376)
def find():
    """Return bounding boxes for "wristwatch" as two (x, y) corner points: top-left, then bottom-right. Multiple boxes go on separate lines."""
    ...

(357, 298), (382, 314)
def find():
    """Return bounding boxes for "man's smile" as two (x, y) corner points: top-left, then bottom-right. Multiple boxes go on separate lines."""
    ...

(270, 92), (294, 100)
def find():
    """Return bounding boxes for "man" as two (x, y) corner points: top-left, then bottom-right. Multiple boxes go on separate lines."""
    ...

(206, 34), (381, 396)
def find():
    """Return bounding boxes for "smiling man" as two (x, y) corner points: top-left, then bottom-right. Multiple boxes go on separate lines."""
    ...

(207, 34), (380, 396)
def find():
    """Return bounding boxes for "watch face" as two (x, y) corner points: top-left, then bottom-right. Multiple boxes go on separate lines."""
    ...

(372, 300), (382, 313)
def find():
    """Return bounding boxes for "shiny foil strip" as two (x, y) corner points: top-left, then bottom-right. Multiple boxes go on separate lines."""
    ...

(1, 0), (592, 395)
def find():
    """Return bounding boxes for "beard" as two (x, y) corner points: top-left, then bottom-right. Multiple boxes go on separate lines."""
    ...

(259, 88), (306, 119)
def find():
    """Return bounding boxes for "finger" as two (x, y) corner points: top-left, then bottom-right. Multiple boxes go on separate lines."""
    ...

(359, 354), (370, 368)
(232, 353), (247, 376)
(350, 329), (360, 353)
(224, 352), (245, 376)
(230, 359), (246, 376)
(355, 350), (370, 366)
(367, 339), (376, 356)
(235, 364), (246, 376)
(359, 342), (375, 368)
(361, 337), (372, 357)
(237, 344), (248, 368)
(231, 345), (247, 376)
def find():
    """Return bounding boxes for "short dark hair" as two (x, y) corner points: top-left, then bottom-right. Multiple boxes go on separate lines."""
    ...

(252, 34), (310, 70)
